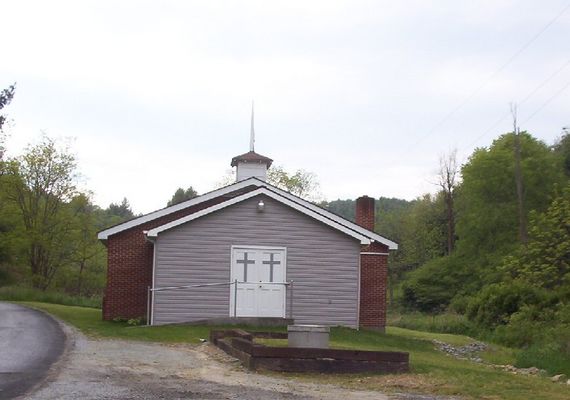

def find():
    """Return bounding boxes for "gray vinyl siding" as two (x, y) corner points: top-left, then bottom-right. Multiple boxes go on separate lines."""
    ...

(152, 194), (361, 327)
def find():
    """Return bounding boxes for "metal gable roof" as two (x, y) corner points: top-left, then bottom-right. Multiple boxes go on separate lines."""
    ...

(97, 177), (398, 250)
(97, 179), (262, 240)
(146, 188), (371, 244)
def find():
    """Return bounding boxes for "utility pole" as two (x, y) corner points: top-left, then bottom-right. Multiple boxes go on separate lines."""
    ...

(511, 103), (528, 244)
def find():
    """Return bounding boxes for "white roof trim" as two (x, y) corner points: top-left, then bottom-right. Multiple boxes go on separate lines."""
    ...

(147, 188), (372, 245)
(259, 184), (398, 250)
(98, 176), (397, 250)
(97, 178), (264, 240)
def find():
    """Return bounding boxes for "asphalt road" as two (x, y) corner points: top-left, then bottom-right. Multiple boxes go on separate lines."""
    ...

(0, 302), (66, 399)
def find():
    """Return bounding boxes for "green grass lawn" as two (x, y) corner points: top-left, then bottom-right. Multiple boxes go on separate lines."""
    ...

(0, 286), (101, 308)
(16, 301), (282, 342)
(16, 301), (570, 400)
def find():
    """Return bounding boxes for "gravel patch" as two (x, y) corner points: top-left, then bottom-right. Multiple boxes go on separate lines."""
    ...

(432, 340), (487, 363)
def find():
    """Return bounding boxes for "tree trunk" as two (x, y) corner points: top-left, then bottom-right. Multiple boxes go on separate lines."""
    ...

(77, 260), (85, 296)
(445, 192), (455, 254)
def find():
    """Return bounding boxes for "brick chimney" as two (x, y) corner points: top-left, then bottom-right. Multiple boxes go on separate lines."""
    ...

(355, 196), (375, 232)
(356, 195), (388, 332)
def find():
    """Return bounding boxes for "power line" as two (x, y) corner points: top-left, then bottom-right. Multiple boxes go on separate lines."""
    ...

(462, 56), (570, 150)
(519, 58), (570, 104)
(409, 1), (570, 151)
(522, 79), (570, 124)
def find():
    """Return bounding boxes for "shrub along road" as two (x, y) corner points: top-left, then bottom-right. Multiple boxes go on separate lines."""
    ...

(0, 302), (66, 399)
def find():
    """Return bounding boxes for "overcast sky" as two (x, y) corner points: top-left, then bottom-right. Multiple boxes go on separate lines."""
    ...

(2, 0), (569, 213)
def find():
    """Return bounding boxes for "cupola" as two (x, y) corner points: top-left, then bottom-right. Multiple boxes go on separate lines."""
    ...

(231, 151), (273, 181)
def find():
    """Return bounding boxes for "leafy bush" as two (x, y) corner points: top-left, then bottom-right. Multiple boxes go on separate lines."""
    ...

(127, 317), (146, 326)
(0, 268), (13, 286)
(449, 295), (470, 314)
(516, 332), (570, 376)
(489, 306), (552, 347)
(401, 255), (473, 312)
(389, 311), (477, 336)
(488, 301), (570, 347)
(0, 286), (101, 308)
(500, 184), (570, 290)
(465, 282), (545, 328)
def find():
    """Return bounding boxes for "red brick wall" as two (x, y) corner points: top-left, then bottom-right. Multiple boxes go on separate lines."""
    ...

(102, 187), (255, 321)
(356, 195), (389, 331)
(359, 242), (389, 330)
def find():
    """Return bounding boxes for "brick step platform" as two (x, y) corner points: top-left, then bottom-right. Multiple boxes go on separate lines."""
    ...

(210, 329), (409, 374)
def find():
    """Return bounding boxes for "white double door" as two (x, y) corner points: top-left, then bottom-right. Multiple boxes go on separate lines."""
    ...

(230, 246), (286, 318)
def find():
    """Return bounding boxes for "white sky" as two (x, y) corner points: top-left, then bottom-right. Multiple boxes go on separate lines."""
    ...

(2, 0), (569, 213)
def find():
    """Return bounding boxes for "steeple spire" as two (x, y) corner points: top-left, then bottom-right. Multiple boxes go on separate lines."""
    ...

(250, 101), (255, 152)
(230, 102), (273, 182)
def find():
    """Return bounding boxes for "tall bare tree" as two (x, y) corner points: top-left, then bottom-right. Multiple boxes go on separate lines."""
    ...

(437, 149), (459, 255)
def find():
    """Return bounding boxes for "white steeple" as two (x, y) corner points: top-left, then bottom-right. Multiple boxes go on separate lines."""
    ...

(230, 104), (273, 182)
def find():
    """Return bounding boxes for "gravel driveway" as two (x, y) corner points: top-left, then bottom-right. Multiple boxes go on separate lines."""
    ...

(27, 321), (454, 400)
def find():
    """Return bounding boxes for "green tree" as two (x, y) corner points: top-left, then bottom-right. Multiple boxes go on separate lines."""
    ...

(267, 166), (321, 201)
(218, 166), (321, 201)
(465, 281), (545, 328)
(0, 84), (16, 174)
(0, 84), (19, 275)
(0, 186), (23, 270)
(167, 186), (198, 206)
(553, 131), (570, 177)
(399, 193), (446, 267)
(401, 254), (472, 312)
(456, 132), (565, 261)
(437, 149), (459, 254)
(5, 136), (78, 289)
(106, 197), (134, 221)
(397, 194), (460, 312)
(66, 194), (106, 296)
(0, 83), (15, 134)
(322, 198), (355, 221)
(501, 184), (570, 289)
